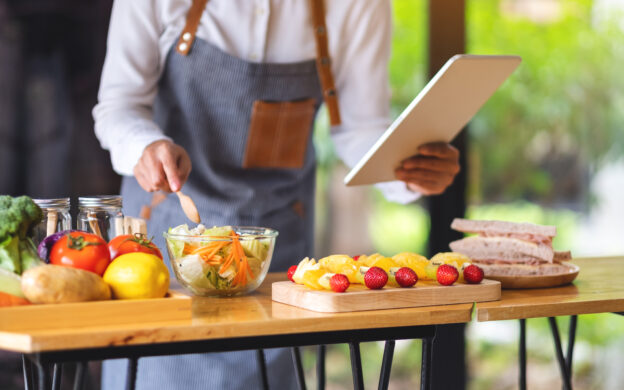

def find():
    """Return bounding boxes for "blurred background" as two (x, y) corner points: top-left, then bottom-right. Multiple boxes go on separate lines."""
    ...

(1, 0), (624, 389)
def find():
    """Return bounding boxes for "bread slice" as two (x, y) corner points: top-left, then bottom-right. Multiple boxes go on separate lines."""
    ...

(449, 236), (555, 262)
(451, 218), (556, 237)
(477, 262), (573, 276)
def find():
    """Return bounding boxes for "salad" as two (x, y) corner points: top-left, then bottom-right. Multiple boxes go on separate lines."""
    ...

(165, 224), (276, 296)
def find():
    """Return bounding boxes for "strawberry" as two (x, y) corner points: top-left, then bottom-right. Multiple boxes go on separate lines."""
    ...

(463, 264), (484, 284)
(330, 273), (350, 293)
(287, 265), (297, 282)
(395, 267), (418, 287)
(353, 255), (360, 261)
(364, 266), (388, 289)
(436, 264), (459, 286)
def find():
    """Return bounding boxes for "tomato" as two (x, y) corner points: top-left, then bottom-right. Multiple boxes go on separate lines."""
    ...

(50, 232), (111, 276)
(108, 234), (163, 261)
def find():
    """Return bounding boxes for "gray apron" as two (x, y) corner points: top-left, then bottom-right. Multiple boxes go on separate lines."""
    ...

(102, 6), (331, 390)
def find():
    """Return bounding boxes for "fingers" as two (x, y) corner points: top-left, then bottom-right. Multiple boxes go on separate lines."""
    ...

(400, 156), (460, 174)
(395, 168), (455, 184)
(395, 142), (461, 196)
(133, 140), (191, 193)
(415, 142), (459, 159)
(161, 149), (181, 192)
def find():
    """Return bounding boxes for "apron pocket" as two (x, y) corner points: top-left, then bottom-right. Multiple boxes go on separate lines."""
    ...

(243, 99), (315, 169)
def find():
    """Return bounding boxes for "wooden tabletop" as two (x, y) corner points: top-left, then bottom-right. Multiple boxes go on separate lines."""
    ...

(476, 256), (624, 321)
(0, 274), (472, 354)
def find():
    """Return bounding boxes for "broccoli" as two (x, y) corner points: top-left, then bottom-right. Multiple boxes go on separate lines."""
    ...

(0, 195), (45, 274)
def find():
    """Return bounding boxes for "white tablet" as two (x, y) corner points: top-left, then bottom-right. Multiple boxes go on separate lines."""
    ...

(344, 54), (521, 186)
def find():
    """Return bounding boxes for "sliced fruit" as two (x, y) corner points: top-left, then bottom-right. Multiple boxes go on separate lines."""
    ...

(364, 266), (388, 289)
(358, 253), (386, 267)
(430, 252), (471, 270)
(301, 268), (327, 290)
(354, 266), (370, 284)
(318, 272), (335, 290)
(318, 255), (358, 283)
(463, 264), (484, 284)
(292, 257), (318, 284)
(436, 264), (459, 286)
(392, 252), (429, 280)
(370, 257), (399, 272)
(330, 274), (350, 293)
(287, 265), (297, 282)
(390, 267), (418, 287)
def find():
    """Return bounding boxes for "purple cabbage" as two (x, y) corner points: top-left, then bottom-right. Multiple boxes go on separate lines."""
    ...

(37, 230), (77, 263)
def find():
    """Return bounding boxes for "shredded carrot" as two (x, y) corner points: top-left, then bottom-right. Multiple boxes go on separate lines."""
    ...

(219, 250), (236, 274)
(228, 231), (251, 287)
(191, 241), (227, 255)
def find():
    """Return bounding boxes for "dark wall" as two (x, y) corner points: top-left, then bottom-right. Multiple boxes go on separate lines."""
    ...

(0, 2), (116, 388)
(0, 0), (119, 200)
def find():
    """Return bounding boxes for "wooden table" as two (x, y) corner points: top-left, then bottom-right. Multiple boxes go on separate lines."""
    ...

(475, 256), (624, 390)
(1, 274), (474, 390)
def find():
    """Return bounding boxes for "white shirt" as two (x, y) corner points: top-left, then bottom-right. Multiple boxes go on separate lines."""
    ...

(93, 0), (419, 204)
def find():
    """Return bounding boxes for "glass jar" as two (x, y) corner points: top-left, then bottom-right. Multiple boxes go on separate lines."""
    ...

(77, 195), (124, 241)
(32, 198), (72, 246)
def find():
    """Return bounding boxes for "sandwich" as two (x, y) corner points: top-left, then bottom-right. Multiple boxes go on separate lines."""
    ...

(449, 218), (572, 276)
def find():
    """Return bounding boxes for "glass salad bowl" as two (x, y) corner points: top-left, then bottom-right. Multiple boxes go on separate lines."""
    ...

(164, 225), (278, 297)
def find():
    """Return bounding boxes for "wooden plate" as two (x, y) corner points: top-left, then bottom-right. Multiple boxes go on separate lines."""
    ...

(486, 263), (579, 289)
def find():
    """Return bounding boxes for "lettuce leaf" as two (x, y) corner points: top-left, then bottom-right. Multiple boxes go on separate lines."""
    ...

(240, 239), (269, 261)
(202, 226), (234, 237)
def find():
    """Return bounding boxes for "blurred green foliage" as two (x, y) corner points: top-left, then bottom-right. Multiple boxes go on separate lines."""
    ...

(311, 1), (624, 389)
(467, 0), (624, 204)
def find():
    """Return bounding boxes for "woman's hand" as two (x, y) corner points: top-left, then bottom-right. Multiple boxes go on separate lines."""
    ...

(394, 142), (460, 196)
(133, 140), (192, 193)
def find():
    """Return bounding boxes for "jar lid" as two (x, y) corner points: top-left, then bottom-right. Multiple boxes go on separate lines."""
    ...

(33, 198), (70, 209)
(78, 195), (122, 208)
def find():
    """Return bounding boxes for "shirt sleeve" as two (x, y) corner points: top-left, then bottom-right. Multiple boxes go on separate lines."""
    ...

(92, 0), (172, 177)
(329, 0), (420, 204)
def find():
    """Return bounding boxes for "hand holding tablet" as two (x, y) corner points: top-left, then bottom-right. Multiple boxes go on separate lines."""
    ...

(344, 54), (522, 187)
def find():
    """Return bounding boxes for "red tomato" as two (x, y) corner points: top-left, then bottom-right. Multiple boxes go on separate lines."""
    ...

(50, 232), (111, 276)
(107, 234), (163, 261)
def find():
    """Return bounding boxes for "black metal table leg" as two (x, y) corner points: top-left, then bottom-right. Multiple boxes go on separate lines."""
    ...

(291, 347), (307, 390)
(316, 345), (325, 390)
(378, 340), (395, 390)
(565, 315), (577, 389)
(125, 358), (138, 390)
(420, 336), (433, 390)
(349, 342), (364, 390)
(72, 362), (86, 390)
(23, 355), (35, 390)
(51, 363), (62, 390)
(256, 349), (270, 390)
(519, 319), (526, 390)
(548, 317), (573, 390)
(34, 360), (50, 390)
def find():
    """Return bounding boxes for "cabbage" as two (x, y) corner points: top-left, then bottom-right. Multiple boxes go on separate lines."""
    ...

(240, 239), (269, 261)
(176, 255), (215, 289)
(202, 226), (234, 237)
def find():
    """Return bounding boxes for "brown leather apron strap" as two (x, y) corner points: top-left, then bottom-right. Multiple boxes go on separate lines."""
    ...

(177, 0), (342, 126)
(309, 0), (342, 126)
(176, 0), (209, 56)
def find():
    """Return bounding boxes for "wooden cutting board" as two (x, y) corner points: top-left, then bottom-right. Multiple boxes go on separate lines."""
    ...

(0, 290), (191, 331)
(272, 280), (501, 313)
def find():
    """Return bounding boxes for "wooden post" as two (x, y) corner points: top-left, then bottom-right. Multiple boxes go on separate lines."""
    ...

(427, 1), (468, 389)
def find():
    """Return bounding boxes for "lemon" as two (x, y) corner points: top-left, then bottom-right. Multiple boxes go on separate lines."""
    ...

(103, 253), (170, 299)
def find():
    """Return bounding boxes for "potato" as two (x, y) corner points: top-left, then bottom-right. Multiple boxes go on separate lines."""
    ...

(21, 265), (111, 304)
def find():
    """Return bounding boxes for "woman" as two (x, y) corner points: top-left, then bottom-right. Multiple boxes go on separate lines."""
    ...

(93, 0), (460, 388)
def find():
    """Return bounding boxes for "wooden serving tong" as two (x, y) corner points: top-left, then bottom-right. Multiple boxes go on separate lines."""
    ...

(140, 191), (201, 224)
